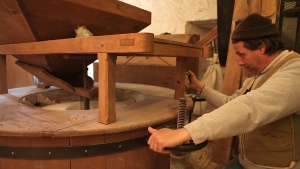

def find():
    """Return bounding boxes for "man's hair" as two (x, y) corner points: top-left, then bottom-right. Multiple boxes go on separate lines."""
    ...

(232, 36), (285, 55)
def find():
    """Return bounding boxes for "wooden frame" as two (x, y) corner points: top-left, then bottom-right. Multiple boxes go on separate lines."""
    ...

(0, 55), (8, 94)
(0, 33), (202, 124)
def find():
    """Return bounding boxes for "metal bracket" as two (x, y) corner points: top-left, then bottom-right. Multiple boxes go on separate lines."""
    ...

(0, 135), (149, 160)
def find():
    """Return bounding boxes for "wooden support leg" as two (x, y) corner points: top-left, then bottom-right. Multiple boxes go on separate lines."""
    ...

(174, 57), (187, 99)
(98, 53), (117, 124)
(0, 55), (8, 94)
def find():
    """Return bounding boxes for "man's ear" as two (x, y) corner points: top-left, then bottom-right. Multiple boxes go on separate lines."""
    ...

(258, 43), (266, 53)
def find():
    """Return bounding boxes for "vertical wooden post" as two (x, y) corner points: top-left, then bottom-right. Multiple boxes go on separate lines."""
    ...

(0, 55), (8, 94)
(98, 53), (117, 124)
(174, 57), (187, 99)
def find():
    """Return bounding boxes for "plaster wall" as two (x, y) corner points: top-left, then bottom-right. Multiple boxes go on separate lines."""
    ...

(120, 0), (217, 35)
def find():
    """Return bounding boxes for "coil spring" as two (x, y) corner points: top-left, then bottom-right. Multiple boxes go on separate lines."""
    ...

(177, 98), (187, 129)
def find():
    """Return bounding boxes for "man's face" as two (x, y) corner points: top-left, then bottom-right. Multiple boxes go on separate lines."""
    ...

(233, 41), (265, 75)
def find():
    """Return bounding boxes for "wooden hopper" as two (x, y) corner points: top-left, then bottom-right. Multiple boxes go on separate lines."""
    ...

(0, 0), (151, 97)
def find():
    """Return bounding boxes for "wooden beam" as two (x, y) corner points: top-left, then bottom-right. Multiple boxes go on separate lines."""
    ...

(64, 0), (151, 25)
(0, 33), (202, 58)
(16, 61), (75, 93)
(0, 33), (154, 55)
(98, 53), (117, 124)
(152, 40), (202, 58)
(6, 55), (34, 89)
(174, 57), (187, 99)
(196, 26), (218, 46)
(155, 34), (200, 44)
(0, 55), (8, 94)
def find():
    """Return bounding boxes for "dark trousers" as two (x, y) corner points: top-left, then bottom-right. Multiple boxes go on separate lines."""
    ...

(216, 157), (243, 169)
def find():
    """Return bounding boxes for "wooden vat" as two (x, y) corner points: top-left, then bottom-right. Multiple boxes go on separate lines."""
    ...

(0, 83), (193, 169)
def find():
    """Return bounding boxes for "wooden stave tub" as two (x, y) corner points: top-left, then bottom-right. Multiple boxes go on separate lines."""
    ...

(0, 83), (193, 169)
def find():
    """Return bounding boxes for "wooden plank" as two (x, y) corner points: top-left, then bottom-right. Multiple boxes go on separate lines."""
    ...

(71, 156), (105, 169)
(154, 34), (200, 76)
(116, 56), (176, 66)
(152, 39), (202, 58)
(16, 61), (75, 93)
(0, 33), (202, 59)
(7, 55), (34, 89)
(174, 57), (187, 99)
(104, 130), (169, 169)
(196, 26), (218, 46)
(105, 131), (139, 169)
(202, 45), (214, 58)
(98, 53), (117, 124)
(0, 0), (37, 45)
(154, 37), (202, 48)
(249, 0), (263, 14)
(69, 130), (169, 169)
(116, 64), (176, 89)
(0, 33), (154, 55)
(0, 55), (8, 94)
(261, 0), (278, 18)
(64, 0), (151, 25)
(0, 158), (69, 169)
(155, 34), (200, 44)
(70, 135), (106, 169)
(0, 136), (70, 169)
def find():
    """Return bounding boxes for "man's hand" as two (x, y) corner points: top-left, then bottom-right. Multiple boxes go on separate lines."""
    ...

(186, 70), (205, 92)
(147, 127), (192, 154)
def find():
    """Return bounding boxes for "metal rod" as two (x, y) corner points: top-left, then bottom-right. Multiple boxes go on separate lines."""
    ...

(177, 98), (187, 129)
(82, 59), (90, 110)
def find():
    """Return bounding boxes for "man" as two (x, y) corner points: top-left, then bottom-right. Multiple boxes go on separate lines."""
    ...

(147, 13), (300, 169)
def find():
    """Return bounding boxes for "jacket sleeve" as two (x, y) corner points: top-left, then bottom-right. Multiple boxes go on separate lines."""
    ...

(200, 78), (253, 108)
(185, 58), (300, 144)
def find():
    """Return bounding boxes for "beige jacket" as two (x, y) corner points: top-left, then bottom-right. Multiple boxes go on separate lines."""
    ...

(184, 50), (300, 168)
